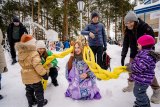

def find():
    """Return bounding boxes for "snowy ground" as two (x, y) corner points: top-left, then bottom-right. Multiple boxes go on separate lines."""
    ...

(0, 44), (160, 107)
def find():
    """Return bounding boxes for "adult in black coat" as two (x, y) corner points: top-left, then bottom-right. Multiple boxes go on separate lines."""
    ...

(7, 16), (28, 65)
(121, 11), (160, 104)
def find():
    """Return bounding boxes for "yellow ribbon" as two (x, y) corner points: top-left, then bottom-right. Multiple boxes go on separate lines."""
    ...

(43, 46), (74, 69)
(83, 46), (127, 80)
(42, 45), (128, 90)
(42, 46), (74, 90)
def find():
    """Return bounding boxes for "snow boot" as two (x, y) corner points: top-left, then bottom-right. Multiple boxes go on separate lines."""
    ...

(28, 100), (37, 107)
(43, 99), (48, 106)
(122, 81), (134, 92)
(32, 100), (37, 106)
(133, 101), (150, 107)
(133, 105), (140, 107)
(52, 79), (59, 87)
(11, 58), (17, 65)
(151, 88), (160, 104)
(0, 95), (3, 100)
(37, 99), (48, 107)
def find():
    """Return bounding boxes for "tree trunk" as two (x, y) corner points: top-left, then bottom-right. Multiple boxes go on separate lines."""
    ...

(122, 16), (124, 36)
(41, 8), (44, 39)
(22, 1), (25, 22)
(115, 16), (117, 41)
(38, 0), (40, 24)
(109, 17), (111, 38)
(87, 0), (90, 24)
(46, 10), (49, 30)
(121, 1), (124, 38)
(62, 0), (68, 40)
(106, 4), (110, 38)
(37, 0), (41, 39)
(106, 15), (109, 38)
(19, 0), (20, 21)
(32, 0), (34, 22)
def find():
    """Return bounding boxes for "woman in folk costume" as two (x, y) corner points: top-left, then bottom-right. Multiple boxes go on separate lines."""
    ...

(65, 36), (101, 100)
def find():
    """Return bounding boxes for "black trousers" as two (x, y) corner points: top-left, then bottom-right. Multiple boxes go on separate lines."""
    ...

(49, 67), (58, 83)
(90, 46), (103, 68)
(25, 82), (44, 107)
(9, 39), (19, 59)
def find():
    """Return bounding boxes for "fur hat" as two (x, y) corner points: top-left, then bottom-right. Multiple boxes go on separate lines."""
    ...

(20, 34), (36, 45)
(91, 12), (99, 19)
(36, 40), (46, 49)
(124, 11), (138, 24)
(137, 35), (155, 47)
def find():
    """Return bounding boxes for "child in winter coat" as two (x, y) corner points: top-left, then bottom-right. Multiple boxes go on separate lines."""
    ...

(65, 38), (101, 100)
(127, 35), (157, 107)
(36, 40), (59, 86)
(0, 29), (8, 100)
(15, 34), (48, 107)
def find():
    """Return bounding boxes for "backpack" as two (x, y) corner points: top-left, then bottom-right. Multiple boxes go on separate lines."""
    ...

(102, 51), (111, 71)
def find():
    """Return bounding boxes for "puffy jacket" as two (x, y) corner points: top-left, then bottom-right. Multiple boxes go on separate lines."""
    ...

(15, 42), (46, 84)
(41, 50), (58, 68)
(131, 49), (156, 85)
(0, 29), (7, 73)
(81, 22), (107, 47)
(121, 18), (155, 58)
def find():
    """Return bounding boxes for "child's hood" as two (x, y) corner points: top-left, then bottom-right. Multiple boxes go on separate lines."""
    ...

(149, 50), (160, 62)
(15, 42), (37, 60)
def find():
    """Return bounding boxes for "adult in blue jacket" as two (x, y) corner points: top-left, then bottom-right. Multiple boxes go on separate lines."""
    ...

(81, 12), (107, 68)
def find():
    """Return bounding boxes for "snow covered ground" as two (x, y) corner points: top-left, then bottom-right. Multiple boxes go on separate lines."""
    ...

(0, 44), (160, 107)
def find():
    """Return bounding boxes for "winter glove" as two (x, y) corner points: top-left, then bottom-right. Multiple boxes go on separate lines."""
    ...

(3, 67), (8, 73)
(42, 79), (48, 90)
(125, 63), (132, 73)
(149, 50), (160, 62)
(121, 56), (125, 66)
(42, 73), (48, 80)
(103, 47), (107, 51)
(41, 73), (48, 90)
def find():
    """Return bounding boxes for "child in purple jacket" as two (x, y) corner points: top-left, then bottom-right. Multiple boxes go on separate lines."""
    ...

(128, 35), (157, 107)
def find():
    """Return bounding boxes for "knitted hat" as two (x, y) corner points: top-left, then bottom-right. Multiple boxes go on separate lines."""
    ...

(36, 40), (46, 49)
(137, 35), (155, 47)
(91, 12), (99, 19)
(124, 11), (138, 24)
(20, 34), (36, 45)
(13, 16), (20, 22)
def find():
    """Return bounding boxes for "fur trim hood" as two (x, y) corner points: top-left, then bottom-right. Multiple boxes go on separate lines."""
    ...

(15, 42), (37, 60)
